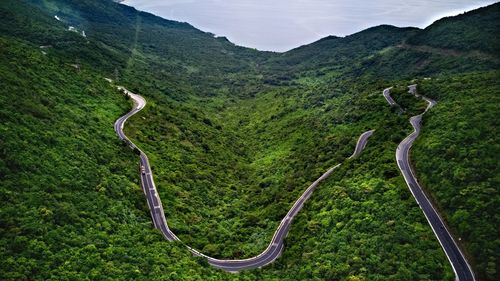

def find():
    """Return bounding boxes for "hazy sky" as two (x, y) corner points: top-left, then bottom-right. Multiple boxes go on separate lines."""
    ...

(123, 0), (497, 52)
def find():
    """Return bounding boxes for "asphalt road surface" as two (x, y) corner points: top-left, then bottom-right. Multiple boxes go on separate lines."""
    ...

(383, 87), (405, 113)
(349, 130), (375, 159)
(392, 85), (475, 281)
(114, 86), (374, 271)
(383, 87), (396, 106)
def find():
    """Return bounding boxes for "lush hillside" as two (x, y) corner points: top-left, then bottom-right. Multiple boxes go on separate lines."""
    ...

(0, 0), (268, 98)
(406, 3), (500, 55)
(412, 72), (500, 281)
(264, 4), (500, 81)
(265, 25), (418, 74)
(0, 0), (498, 280)
(0, 38), (232, 280)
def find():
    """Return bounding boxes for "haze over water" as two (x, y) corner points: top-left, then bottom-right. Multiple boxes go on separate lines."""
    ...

(123, 0), (497, 52)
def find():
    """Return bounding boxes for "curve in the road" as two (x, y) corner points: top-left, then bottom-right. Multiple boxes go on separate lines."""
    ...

(349, 130), (375, 159)
(383, 87), (396, 106)
(390, 85), (475, 281)
(114, 86), (375, 271)
(383, 87), (404, 113)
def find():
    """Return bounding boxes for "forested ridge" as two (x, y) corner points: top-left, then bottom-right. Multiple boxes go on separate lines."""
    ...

(0, 0), (498, 280)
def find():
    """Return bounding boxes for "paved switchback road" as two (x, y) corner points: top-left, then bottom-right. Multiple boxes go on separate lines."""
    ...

(113, 86), (375, 271)
(349, 130), (375, 159)
(383, 87), (396, 106)
(391, 85), (475, 281)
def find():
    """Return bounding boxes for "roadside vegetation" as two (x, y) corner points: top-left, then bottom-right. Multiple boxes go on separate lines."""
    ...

(413, 72), (500, 281)
(0, 38), (230, 280)
(0, 0), (498, 280)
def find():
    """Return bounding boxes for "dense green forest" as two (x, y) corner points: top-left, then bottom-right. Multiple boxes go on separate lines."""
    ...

(413, 73), (500, 280)
(0, 38), (229, 280)
(0, 0), (498, 280)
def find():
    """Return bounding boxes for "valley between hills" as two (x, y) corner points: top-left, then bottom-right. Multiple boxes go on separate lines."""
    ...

(0, 1), (498, 280)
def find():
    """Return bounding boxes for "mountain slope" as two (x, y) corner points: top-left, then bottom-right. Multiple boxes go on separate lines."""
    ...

(0, 37), (231, 280)
(407, 2), (500, 55)
(0, 0), (498, 280)
(266, 25), (419, 73)
(412, 73), (500, 281)
(266, 4), (499, 81)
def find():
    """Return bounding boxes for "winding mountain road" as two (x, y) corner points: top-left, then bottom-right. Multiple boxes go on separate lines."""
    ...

(388, 85), (475, 281)
(114, 86), (374, 271)
(349, 130), (375, 159)
(383, 87), (396, 106)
